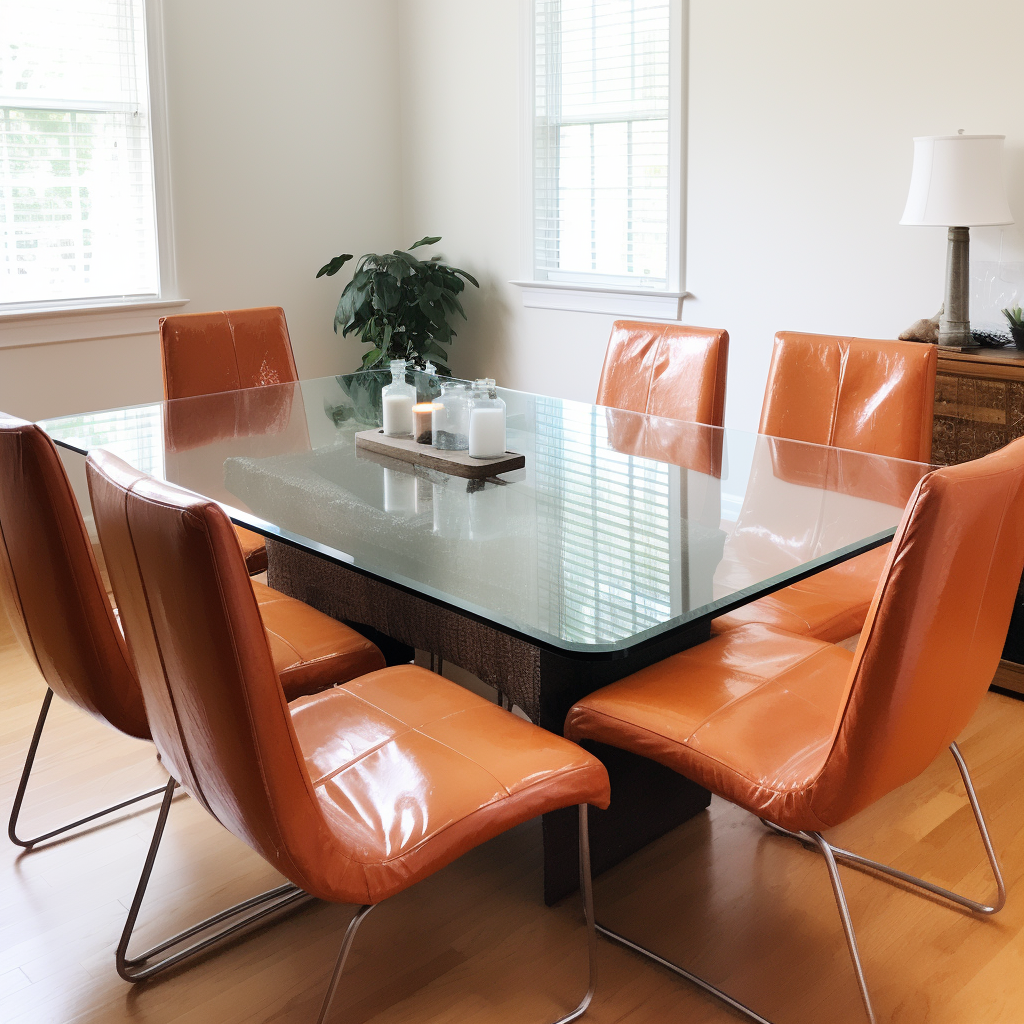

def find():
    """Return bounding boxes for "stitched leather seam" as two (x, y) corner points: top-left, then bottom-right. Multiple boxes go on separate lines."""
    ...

(576, 701), (827, 795)
(643, 325), (666, 416)
(681, 643), (832, 739)
(119, 479), (213, 811)
(307, 727), (414, 788)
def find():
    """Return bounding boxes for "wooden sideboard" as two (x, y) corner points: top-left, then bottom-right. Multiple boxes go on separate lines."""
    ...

(932, 346), (1024, 695)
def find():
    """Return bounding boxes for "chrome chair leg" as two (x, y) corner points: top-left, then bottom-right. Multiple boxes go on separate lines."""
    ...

(807, 833), (877, 1024)
(8, 688), (167, 849)
(761, 742), (1006, 915)
(118, 778), (315, 982)
(315, 804), (598, 1024)
(315, 904), (375, 1024)
(595, 923), (773, 1024)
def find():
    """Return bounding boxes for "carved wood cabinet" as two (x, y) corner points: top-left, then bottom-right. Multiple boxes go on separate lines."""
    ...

(932, 347), (1024, 694)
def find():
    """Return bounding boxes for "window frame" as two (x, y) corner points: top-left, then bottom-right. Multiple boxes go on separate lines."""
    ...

(0, 0), (179, 320)
(514, 0), (687, 318)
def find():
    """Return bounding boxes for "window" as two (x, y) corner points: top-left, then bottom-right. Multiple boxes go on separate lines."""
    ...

(532, 0), (680, 295)
(0, 0), (160, 310)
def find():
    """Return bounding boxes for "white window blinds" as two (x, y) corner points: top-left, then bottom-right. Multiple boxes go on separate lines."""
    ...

(534, 0), (671, 290)
(0, 0), (159, 308)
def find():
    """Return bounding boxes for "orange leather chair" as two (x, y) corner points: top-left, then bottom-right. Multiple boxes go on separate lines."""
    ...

(713, 332), (937, 642)
(567, 436), (1022, 1024)
(595, 320), (730, 427)
(0, 414), (384, 850)
(86, 447), (610, 1019)
(159, 306), (300, 574)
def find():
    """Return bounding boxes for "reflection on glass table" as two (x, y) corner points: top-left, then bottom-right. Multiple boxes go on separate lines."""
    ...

(41, 370), (933, 657)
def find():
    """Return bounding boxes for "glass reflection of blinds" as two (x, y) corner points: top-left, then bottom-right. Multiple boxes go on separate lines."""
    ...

(534, 0), (671, 290)
(43, 404), (164, 479)
(535, 398), (671, 643)
(0, 0), (159, 307)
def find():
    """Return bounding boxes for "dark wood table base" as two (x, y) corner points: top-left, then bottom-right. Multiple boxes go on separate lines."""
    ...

(266, 538), (712, 904)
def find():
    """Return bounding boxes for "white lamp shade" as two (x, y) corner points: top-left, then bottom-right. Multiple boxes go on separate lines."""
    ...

(900, 135), (1014, 227)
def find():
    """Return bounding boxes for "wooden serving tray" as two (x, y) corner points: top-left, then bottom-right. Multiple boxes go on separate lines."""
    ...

(355, 429), (525, 479)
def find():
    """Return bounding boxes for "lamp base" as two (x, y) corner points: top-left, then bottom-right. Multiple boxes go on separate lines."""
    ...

(938, 322), (978, 349)
(940, 227), (975, 348)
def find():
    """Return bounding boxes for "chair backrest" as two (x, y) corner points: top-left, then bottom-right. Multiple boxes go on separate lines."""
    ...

(0, 415), (148, 739)
(810, 436), (1024, 827)
(759, 332), (937, 462)
(86, 449), (326, 887)
(596, 321), (730, 427)
(159, 306), (299, 401)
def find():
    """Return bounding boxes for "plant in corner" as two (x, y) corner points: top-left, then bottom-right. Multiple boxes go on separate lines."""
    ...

(1002, 303), (1024, 350)
(316, 236), (479, 377)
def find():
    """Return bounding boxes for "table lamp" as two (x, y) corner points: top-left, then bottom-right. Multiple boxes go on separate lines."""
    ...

(900, 133), (1014, 348)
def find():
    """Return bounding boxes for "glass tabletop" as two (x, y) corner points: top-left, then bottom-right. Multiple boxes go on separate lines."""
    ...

(40, 370), (934, 656)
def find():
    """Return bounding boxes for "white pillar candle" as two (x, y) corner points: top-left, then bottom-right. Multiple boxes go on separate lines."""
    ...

(469, 406), (506, 458)
(382, 393), (414, 436)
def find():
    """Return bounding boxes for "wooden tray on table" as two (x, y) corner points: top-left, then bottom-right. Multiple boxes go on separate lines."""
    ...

(354, 429), (524, 479)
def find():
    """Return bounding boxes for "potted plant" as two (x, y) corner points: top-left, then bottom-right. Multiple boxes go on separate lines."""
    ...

(1002, 303), (1024, 350)
(317, 236), (479, 377)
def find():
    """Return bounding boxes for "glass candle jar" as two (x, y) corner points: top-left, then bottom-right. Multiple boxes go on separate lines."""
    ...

(468, 379), (506, 459)
(432, 383), (471, 450)
(381, 360), (416, 437)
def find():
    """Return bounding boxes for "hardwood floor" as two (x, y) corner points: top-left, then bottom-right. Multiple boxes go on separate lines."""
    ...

(1, 607), (1021, 1024)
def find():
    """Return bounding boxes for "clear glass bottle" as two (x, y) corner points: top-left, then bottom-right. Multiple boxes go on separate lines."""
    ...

(468, 379), (506, 459)
(381, 359), (416, 437)
(432, 382), (471, 450)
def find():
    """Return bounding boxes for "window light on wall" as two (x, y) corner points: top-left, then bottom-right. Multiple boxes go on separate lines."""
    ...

(533, 0), (675, 294)
(0, 0), (160, 310)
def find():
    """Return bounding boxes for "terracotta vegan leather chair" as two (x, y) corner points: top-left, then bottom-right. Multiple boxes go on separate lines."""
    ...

(595, 320), (730, 427)
(566, 436), (1023, 1024)
(0, 414), (385, 850)
(159, 306), (300, 574)
(713, 332), (937, 642)
(86, 448), (611, 1021)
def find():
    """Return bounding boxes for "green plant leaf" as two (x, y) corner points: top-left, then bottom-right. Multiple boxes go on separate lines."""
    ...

(454, 268), (480, 288)
(361, 347), (382, 367)
(392, 249), (424, 270)
(409, 235), (442, 250)
(316, 253), (354, 278)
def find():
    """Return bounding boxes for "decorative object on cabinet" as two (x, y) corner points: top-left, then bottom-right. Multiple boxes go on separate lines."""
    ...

(316, 236), (479, 376)
(932, 346), (1024, 694)
(899, 306), (942, 343)
(900, 133), (1014, 349)
(1002, 303), (1024, 349)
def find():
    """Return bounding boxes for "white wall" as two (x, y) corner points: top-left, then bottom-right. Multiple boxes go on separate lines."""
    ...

(0, 0), (403, 421)
(398, 0), (1024, 429)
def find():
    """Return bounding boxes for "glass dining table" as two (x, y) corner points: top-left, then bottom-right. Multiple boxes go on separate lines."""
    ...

(41, 369), (934, 902)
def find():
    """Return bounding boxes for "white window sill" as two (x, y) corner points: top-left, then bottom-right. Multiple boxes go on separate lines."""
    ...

(0, 298), (190, 350)
(510, 280), (688, 320)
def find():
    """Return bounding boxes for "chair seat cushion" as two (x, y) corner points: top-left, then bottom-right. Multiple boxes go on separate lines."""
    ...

(711, 544), (889, 643)
(565, 623), (854, 834)
(289, 665), (611, 904)
(235, 524), (268, 575)
(252, 581), (385, 700)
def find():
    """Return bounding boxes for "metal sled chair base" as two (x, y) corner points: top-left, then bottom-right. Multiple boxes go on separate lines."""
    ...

(316, 804), (597, 1024)
(117, 778), (316, 982)
(8, 688), (167, 849)
(594, 742), (1004, 1024)
(123, 784), (598, 1024)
